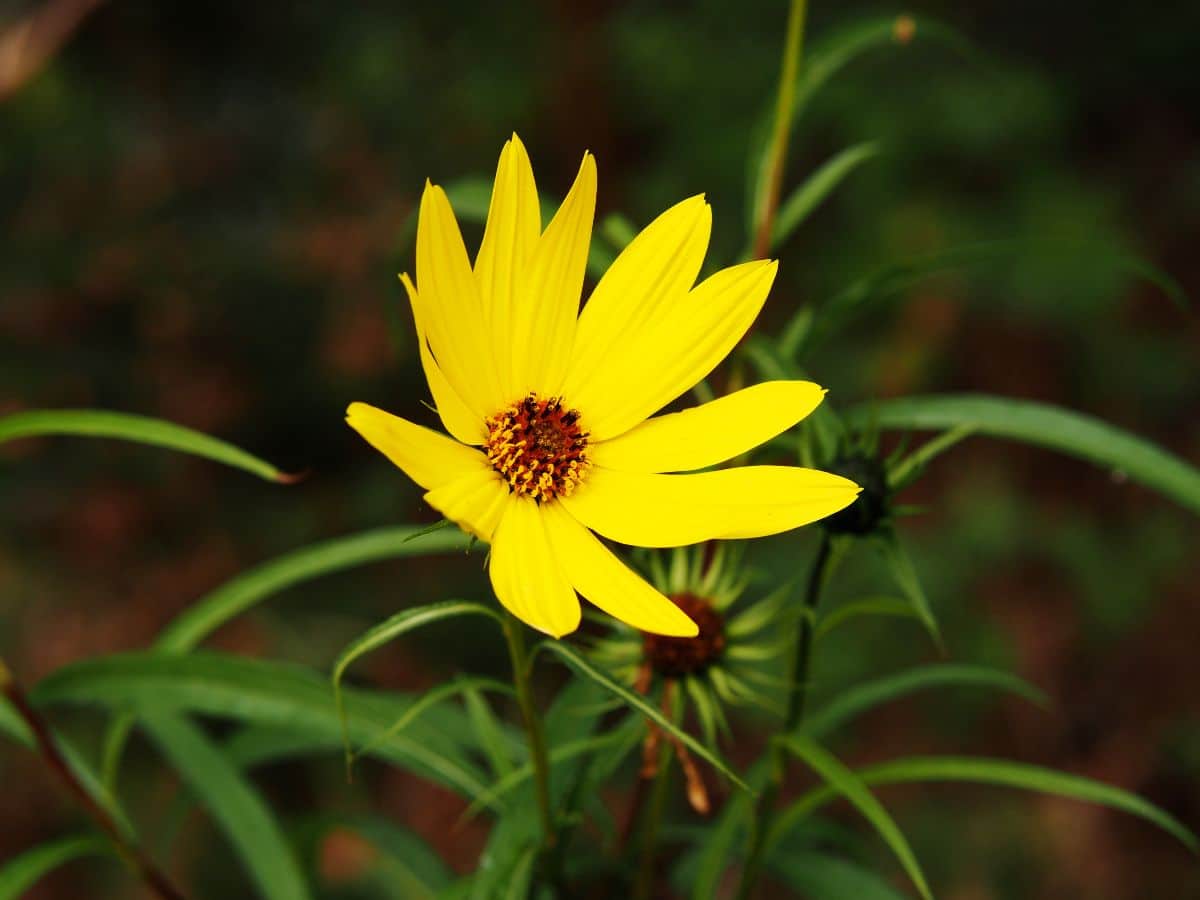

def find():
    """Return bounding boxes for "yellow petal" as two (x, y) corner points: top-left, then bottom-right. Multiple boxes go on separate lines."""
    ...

(542, 503), (698, 637)
(569, 259), (779, 440)
(346, 402), (485, 490)
(560, 465), (860, 547)
(415, 183), (503, 414)
(475, 134), (541, 401)
(488, 498), (581, 638)
(400, 273), (486, 445)
(566, 195), (711, 395)
(589, 381), (826, 473)
(510, 153), (596, 396)
(424, 462), (511, 543)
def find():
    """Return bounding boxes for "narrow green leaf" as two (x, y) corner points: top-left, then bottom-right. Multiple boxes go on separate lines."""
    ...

(462, 684), (518, 778)
(781, 734), (932, 900)
(873, 531), (941, 645)
(815, 596), (920, 640)
(141, 712), (312, 900)
(802, 240), (1188, 356)
(157, 526), (473, 654)
(849, 394), (1200, 516)
(335, 817), (453, 899)
(0, 835), (111, 900)
(772, 142), (881, 251)
(690, 761), (770, 900)
(331, 601), (502, 771)
(0, 409), (291, 482)
(0, 697), (31, 746)
(887, 426), (976, 490)
(34, 652), (492, 801)
(542, 642), (749, 792)
(768, 851), (909, 900)
(804, 663), (1048, 739)
(769, 755), (1198, 857)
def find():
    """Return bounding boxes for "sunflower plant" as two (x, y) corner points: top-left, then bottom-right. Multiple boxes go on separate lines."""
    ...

(1, 1), (1198, 899)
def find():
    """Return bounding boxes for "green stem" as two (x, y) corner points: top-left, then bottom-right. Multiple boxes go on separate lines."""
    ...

(734, 530), (835, 899)
(500, 614), (557, 855)
(751, 0), (808, 260)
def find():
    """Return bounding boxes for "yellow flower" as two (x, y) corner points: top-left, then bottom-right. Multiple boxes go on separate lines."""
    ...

(347, 135), (860, 639)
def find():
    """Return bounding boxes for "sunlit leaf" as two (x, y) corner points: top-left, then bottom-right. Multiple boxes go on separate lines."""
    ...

(803, 664), (1048, 739)
(0, 835), (111, 900)
(141, 712), (312, 900)
(848, 394), (1200, 516)
(768, 755), (1198, 857)
(780, 735), (932, 900)
(542, 642), (748, 792)
(772, 142), (881, 251)
(0, 409), (292, 482)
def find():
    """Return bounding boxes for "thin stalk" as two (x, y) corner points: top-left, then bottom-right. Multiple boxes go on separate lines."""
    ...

(500, 614), (556, 852)
(0, 657), (186, 900)
(751, 0), (808, 260)
(632, 681), (679, 900)
(734, 531), (834, 899)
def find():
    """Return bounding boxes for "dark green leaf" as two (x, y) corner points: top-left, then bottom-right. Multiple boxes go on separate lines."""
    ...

(768, 851), (909, 900)
(0, 835), (111, 900)
(848, 394), (1200, 516)
(804, 664), (1048, 739)
(780, 735), (932, 900)
(141, 713), (311, 900)
(769, 755), (1198, 856)
(815, 596), (920, 640)
(772, 142), (881, 251)
(0, 409), (291, 482)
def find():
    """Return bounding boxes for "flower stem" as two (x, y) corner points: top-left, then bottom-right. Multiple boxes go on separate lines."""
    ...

(751, 0), (808, 260)
(0, 657), (187, 900)
(734, 531), (834, 899)
(500, 614), (556, 853)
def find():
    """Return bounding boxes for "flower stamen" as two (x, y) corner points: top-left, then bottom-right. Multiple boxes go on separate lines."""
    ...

(485, 394), (590, 502)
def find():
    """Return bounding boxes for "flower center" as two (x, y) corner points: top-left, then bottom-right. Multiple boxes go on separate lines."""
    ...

(643, 594), (726, 676)
(485, 394), (590, 502)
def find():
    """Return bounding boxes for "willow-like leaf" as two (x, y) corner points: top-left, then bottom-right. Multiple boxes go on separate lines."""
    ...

(771, 142), (881, 252)
(0, 835), (111, 900)
(815, 596), (920, 640)
(141, 713), (311, 900)
(767, 850), (909, 900)
(542, 642), (748, 792)
(780, 735), (932, 900)
(873, 531), (941, 645)
(331, 601), (502, 772)
(0, 409), (291, 482)
(768, 755), (1198, 857)
(804, 663), (1048, 739)
(34, 652), (491, 801)
(849, 394), (1200, 516)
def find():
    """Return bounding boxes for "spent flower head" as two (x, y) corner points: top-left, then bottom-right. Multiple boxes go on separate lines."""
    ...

(347, 134), (860, 638)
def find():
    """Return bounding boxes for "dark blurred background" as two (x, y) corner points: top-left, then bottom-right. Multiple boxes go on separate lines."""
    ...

(1, 0), (1198, 897)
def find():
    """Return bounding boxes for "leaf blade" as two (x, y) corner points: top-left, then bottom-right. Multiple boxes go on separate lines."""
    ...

(0, 836), (111, 900)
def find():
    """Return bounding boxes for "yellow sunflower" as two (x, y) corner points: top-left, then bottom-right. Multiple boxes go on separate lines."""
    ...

(347, 134), (860, 639)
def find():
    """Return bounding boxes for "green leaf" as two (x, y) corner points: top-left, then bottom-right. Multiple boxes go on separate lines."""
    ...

(767, 851), (909, 900)
(34, 652), (492, 800)
(780, 734), (932, 900)
(804, 663), (1048, 739)
(815, 596), (921, 640)
(462, 683), (518, 779)
(0, 835), (111, 900)
(689, 761), (769, 900)
(801, 240), (1188, 357)
(0, 409), (291, 482)
(772, 142), (881, 251)
(0, 697), (31, 746)
(158, 526), (473, 654)
(887, 426), (976, 490)
(873, 531), (941, 645)
(769, 755), (1198, 857)
(331, 601), (502, 771)
(541, 642), (748, 792)
(333, 817), (453, 899)
(141, 712), (312, 900)
(848, 394), (1200, 516)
